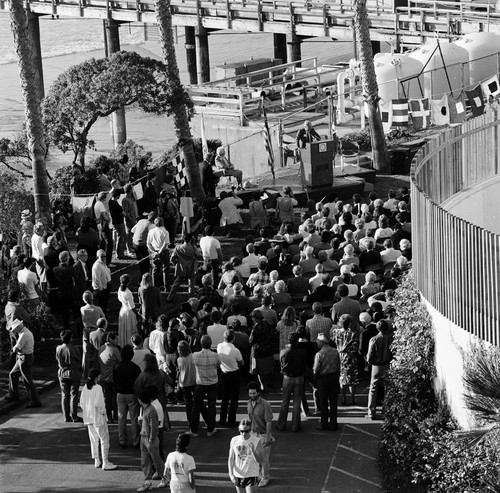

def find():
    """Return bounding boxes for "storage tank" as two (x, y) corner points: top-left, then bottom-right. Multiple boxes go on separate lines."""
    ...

(374, 53), (423, 102)
(408, 41), (469, 100)
(454, 33), (500, 86)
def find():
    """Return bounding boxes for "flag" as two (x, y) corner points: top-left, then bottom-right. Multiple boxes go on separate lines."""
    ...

(431, 94), (450, 126)
(262, 103), (275, 178)
(392, 99), (409, 127)
(481, 75), (500, 99)
(379, 99), (392, 133)
(449, 92), (466, 124)
(409, 98), (431, 129)
(200, 112), (208, 158)
(466, 85), (485, 117)
(171, 151), (187, 189)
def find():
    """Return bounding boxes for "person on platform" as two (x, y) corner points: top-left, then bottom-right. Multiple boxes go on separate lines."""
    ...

(215, 146), (244, 190)
(6, 319), (42, 408)
(199, 150), (219, 197)
(296, 120), (321, 149)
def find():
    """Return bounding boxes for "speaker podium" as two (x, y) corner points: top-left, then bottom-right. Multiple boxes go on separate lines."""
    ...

(300, 140), (335, 187)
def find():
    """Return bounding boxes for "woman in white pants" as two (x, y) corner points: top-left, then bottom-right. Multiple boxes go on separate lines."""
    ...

(80, 368), (117, 470)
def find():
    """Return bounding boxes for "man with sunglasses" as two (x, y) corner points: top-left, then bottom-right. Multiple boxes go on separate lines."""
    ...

(228, 418), (264, 493)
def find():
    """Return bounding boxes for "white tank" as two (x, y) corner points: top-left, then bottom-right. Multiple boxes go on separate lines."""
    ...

(408, 41), (469, 100)
(454, 33), (500, 86)
(374, 53), (423, 103)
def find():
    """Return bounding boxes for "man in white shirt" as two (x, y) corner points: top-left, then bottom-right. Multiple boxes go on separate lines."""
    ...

(380, 239), (402, 266)
(17, 257), (40, 309)
(309, 263), (325, 291)
(146, 217), (170, 291)
(6, 319), (41, 408)
(94, 191), (113, 265)
(217, 329), (244, 427)
(132, 211), (156, 276)
(92, 249), (112, 315)
(242, 243), (259, 269)
(207, 311), (227, 350)
(31, 222), (46, 288)
(199, 225), (223, 287)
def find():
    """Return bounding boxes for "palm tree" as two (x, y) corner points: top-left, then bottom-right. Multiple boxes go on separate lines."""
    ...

(8, 0), (51, 223)
(155, 0), (205, 204)
(353, 0), (390, 172)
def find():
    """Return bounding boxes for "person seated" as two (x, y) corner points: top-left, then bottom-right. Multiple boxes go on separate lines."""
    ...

(223, 282), (256, 316)
(383, 189), (399, 212)
(287, 265), (311, 302)
(360, 271), (381, 303)
(390, 201), (411, 227)
(311, 202), (324, 224)
(317, 250), (340, 275)
(309, 264), (325, 292)
(391, 222), (410, 247)
(214, 146), (244, 189)
(277, 253), (294, 280)
(359, 239), (382, 273)
(226, 302), (248, 328)
(263, 270), (280, 295)
(374, 215), (394, 243)
(396, 255), (410, 272)
(242, 243), (260, 269)
(254, 228), (272, 256)
(301, 199), (317, 222)
(296, 120), (321, 149)
(247, 258), (270, 289)
(299, 246), (319, 275)
(380, 239), (402, 266)
(272, 280), (292, 316)
(399, 239), (412, 261)
(315, 208), (334, 232)
(313, 230), (332, 257)
(339, 244), (359, 268)
(362, 212), (378, 234)
(339, 230), (358, 252)
(353, 218), (367, 242)
(307, 273), (336, 303)
(231, 256), (250, 282)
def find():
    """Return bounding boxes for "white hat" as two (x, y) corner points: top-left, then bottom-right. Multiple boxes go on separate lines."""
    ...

(10, 319), (24, 332)
(317, 333), (330, 343)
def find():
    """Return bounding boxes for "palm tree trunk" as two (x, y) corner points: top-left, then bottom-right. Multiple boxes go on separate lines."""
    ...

(8, 0), (51, 223)
(353, 0), (390, 173)
(155, 0), (205, 203)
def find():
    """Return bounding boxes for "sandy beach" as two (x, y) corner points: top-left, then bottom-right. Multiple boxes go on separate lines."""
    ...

(0, 23), (357, 174)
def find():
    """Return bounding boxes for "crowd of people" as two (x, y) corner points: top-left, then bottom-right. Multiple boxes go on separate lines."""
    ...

(1, 171), (411, 491)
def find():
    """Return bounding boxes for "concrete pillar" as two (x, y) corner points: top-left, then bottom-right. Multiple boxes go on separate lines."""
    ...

(371, 40), (381, 56)
(185, 26), (197, 84)
(196, 26), (210, 83)
(104, 19), (127, 148)
(286, 33), (302, 64)
(26, 11), (44, 99)
(273, 33), (287, 64)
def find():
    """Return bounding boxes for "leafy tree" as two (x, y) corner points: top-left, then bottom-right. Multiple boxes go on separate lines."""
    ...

(42, 51), (180, 168)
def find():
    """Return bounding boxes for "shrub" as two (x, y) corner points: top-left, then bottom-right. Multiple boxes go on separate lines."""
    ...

(339, 130), (372, 151)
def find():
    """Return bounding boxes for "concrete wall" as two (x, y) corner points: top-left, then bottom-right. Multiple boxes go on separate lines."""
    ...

(441, 175), (500, 235)
(424, 299), (476, 429)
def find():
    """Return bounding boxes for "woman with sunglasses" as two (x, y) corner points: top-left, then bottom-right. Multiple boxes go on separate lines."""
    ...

(228, 419), (264, 493)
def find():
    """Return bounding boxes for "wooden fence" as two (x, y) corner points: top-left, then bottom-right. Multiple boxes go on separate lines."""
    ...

(411, 110), (500, 345)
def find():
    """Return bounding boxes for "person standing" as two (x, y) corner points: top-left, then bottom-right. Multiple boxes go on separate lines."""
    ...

(132, 212), (156, 276)
(98, 332), (121, 423)
(366, 319), (393, 420)
(167, 233), (199, 303)
(246, 382), (273, 487)
(53, 250), (79, 333)
(190, 335), (220, 437)
(81, 291), (105, 378)
(146, 217), (170, 291)
(199, 226), (223, 287)
(199, 150), (219, 197)
(80, 368), (117, 470)
(31, 222), (46, 291)
(4, 290), (30, 368)
(109, 189), (127, 260)
(296, 120), (321, 148)
(275, 186), (298, 226)
(92, 249), (112, 315)
(94, 191), (113, 266)
(136, 388), (166, 492)
(228, 418), (265, 493)
(117, 274), (137, 349)
(113, 345), (141, 449)
(276, 332), (306, 433)
(74, 249), (92, 308)
(55, 329), (83, 423)
(122, 184), (139, 257)
(17, 257), (41, 310)
(217, 329), (244, 428)
(163, 433), (197, 493)
(6, 319), (41, 408)
(138, 272), (162, 336)
(313, 333), (340, 431)
(177, 340), (197, 431)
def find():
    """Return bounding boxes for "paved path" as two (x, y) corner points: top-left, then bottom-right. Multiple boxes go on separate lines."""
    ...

(0, 378), (382, 493)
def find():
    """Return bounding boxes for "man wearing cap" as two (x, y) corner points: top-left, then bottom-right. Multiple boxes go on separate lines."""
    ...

(132, 211), (156, 276)
(313, 333), (340, 431)
(228, 418), (265, 492)
(92, 249), (112, 315)
(6, 319), (42, 408)
(246, 381), (273, 487)
(217, 329), (244, 428)
(223, 282), (255, 316)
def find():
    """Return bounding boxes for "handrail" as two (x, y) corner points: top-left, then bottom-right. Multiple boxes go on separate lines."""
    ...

(411, 110), (500, 345)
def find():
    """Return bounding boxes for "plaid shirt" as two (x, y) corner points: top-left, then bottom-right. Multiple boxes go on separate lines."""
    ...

(198, 287), (223, 307)
(193, 348), (220, 385)
(247, 270), (270, 289)
(313, 346), (340, 375)
(306, 315), (333, 341)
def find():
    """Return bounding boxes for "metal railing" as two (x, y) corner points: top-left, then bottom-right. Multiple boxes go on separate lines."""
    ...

(411, 110), (500, 345)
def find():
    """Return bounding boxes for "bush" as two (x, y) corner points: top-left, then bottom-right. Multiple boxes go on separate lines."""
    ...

(339, 130), (372, 151)
(29, 302), (58, 342)
(380, 272), (500, 492)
